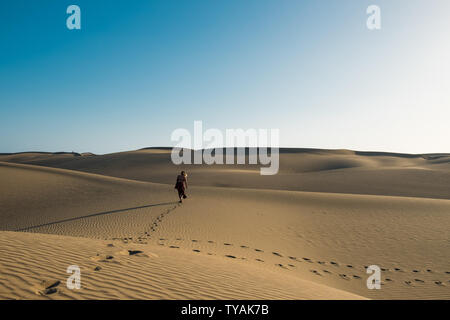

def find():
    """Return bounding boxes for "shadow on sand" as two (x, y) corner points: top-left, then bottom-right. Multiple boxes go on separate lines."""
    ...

(15, 201), (179, 232)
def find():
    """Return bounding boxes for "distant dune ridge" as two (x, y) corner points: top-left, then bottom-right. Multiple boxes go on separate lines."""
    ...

(2, 148), (449, 199)
(0, 148), (449, 299)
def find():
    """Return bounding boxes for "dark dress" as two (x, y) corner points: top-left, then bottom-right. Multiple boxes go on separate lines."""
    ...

(175, 175), (187, 198)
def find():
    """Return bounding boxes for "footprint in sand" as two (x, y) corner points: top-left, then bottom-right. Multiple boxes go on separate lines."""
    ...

(225, 255), (236, 259)
(208, 240), (215, 244)
(323, 270), (332, 274)
(288, 264), (296, 268)
(346, 265), (353, 268)
(254, 249), (263, 252)
(97, 255), (119, 263)
(255, 258), (264, 262)
(414, 279), (425, 283)
(272, 252), (283, 257)
(426, 269), (433, 273)
(330, 261), (339, 266)
(127, 250), (149, 257)
(412, 270), (420, 273)
(317, 261), (326, 265)
(353, 275), (362, 279)
(191, 240), (198, 242)
(39, 288), (58, 295)
(339, 274), (350, 280)
(302, 257), (312, 262)
(277, 264), (288, 269)
(193, 249), (201, 253)
(128, 250), (143, 256)
(224, 243), (232, 246)
(169, 246), (179, 249)
(288, 256), (298, 261)
(310, 270), (322, 276)
(36, 280), (61, 296)
(106, 244), (114, 247)
(404, 281), (413, 286)
(240, 245), (249, 249)
(434, 281), (444, 286)
(394, 268), (402, 272)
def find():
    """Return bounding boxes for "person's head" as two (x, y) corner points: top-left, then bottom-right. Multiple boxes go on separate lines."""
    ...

(181, 171), (187, 177)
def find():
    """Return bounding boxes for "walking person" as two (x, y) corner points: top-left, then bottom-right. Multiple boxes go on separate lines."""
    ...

(174, 171), (188, 203)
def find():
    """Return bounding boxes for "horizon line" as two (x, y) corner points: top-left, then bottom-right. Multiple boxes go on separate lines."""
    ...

(1, 147), (449, 158)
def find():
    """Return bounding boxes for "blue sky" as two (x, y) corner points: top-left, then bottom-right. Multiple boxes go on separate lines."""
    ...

(1, 0), (449, 154)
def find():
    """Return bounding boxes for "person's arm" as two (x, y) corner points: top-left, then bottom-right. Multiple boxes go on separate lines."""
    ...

(184, 177), (188, 189)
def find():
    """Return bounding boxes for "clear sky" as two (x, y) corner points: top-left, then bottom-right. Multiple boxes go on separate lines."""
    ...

(1, 0), (449, 154)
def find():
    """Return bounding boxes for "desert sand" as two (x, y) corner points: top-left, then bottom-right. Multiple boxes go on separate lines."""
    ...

(0, 148), (449, 299)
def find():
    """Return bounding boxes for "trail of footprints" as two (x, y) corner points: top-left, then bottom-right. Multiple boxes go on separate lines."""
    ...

(110, 205), (178, 244)
(80, 198), (450, 292)
(154, 237), (450, 288)
(32, 203), (449, 295)
(39, 206), (180, 296)
(37, 236), (447, 297)
(37, 244), (152, 296)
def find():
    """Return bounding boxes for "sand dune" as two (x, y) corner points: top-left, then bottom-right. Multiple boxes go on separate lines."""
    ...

(2, 148), (449, 199)
(0, 162), (362, 299)
(0, 161), (174, 234)
(0, 231), (363, 300)
(1, 159), (449, 299)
